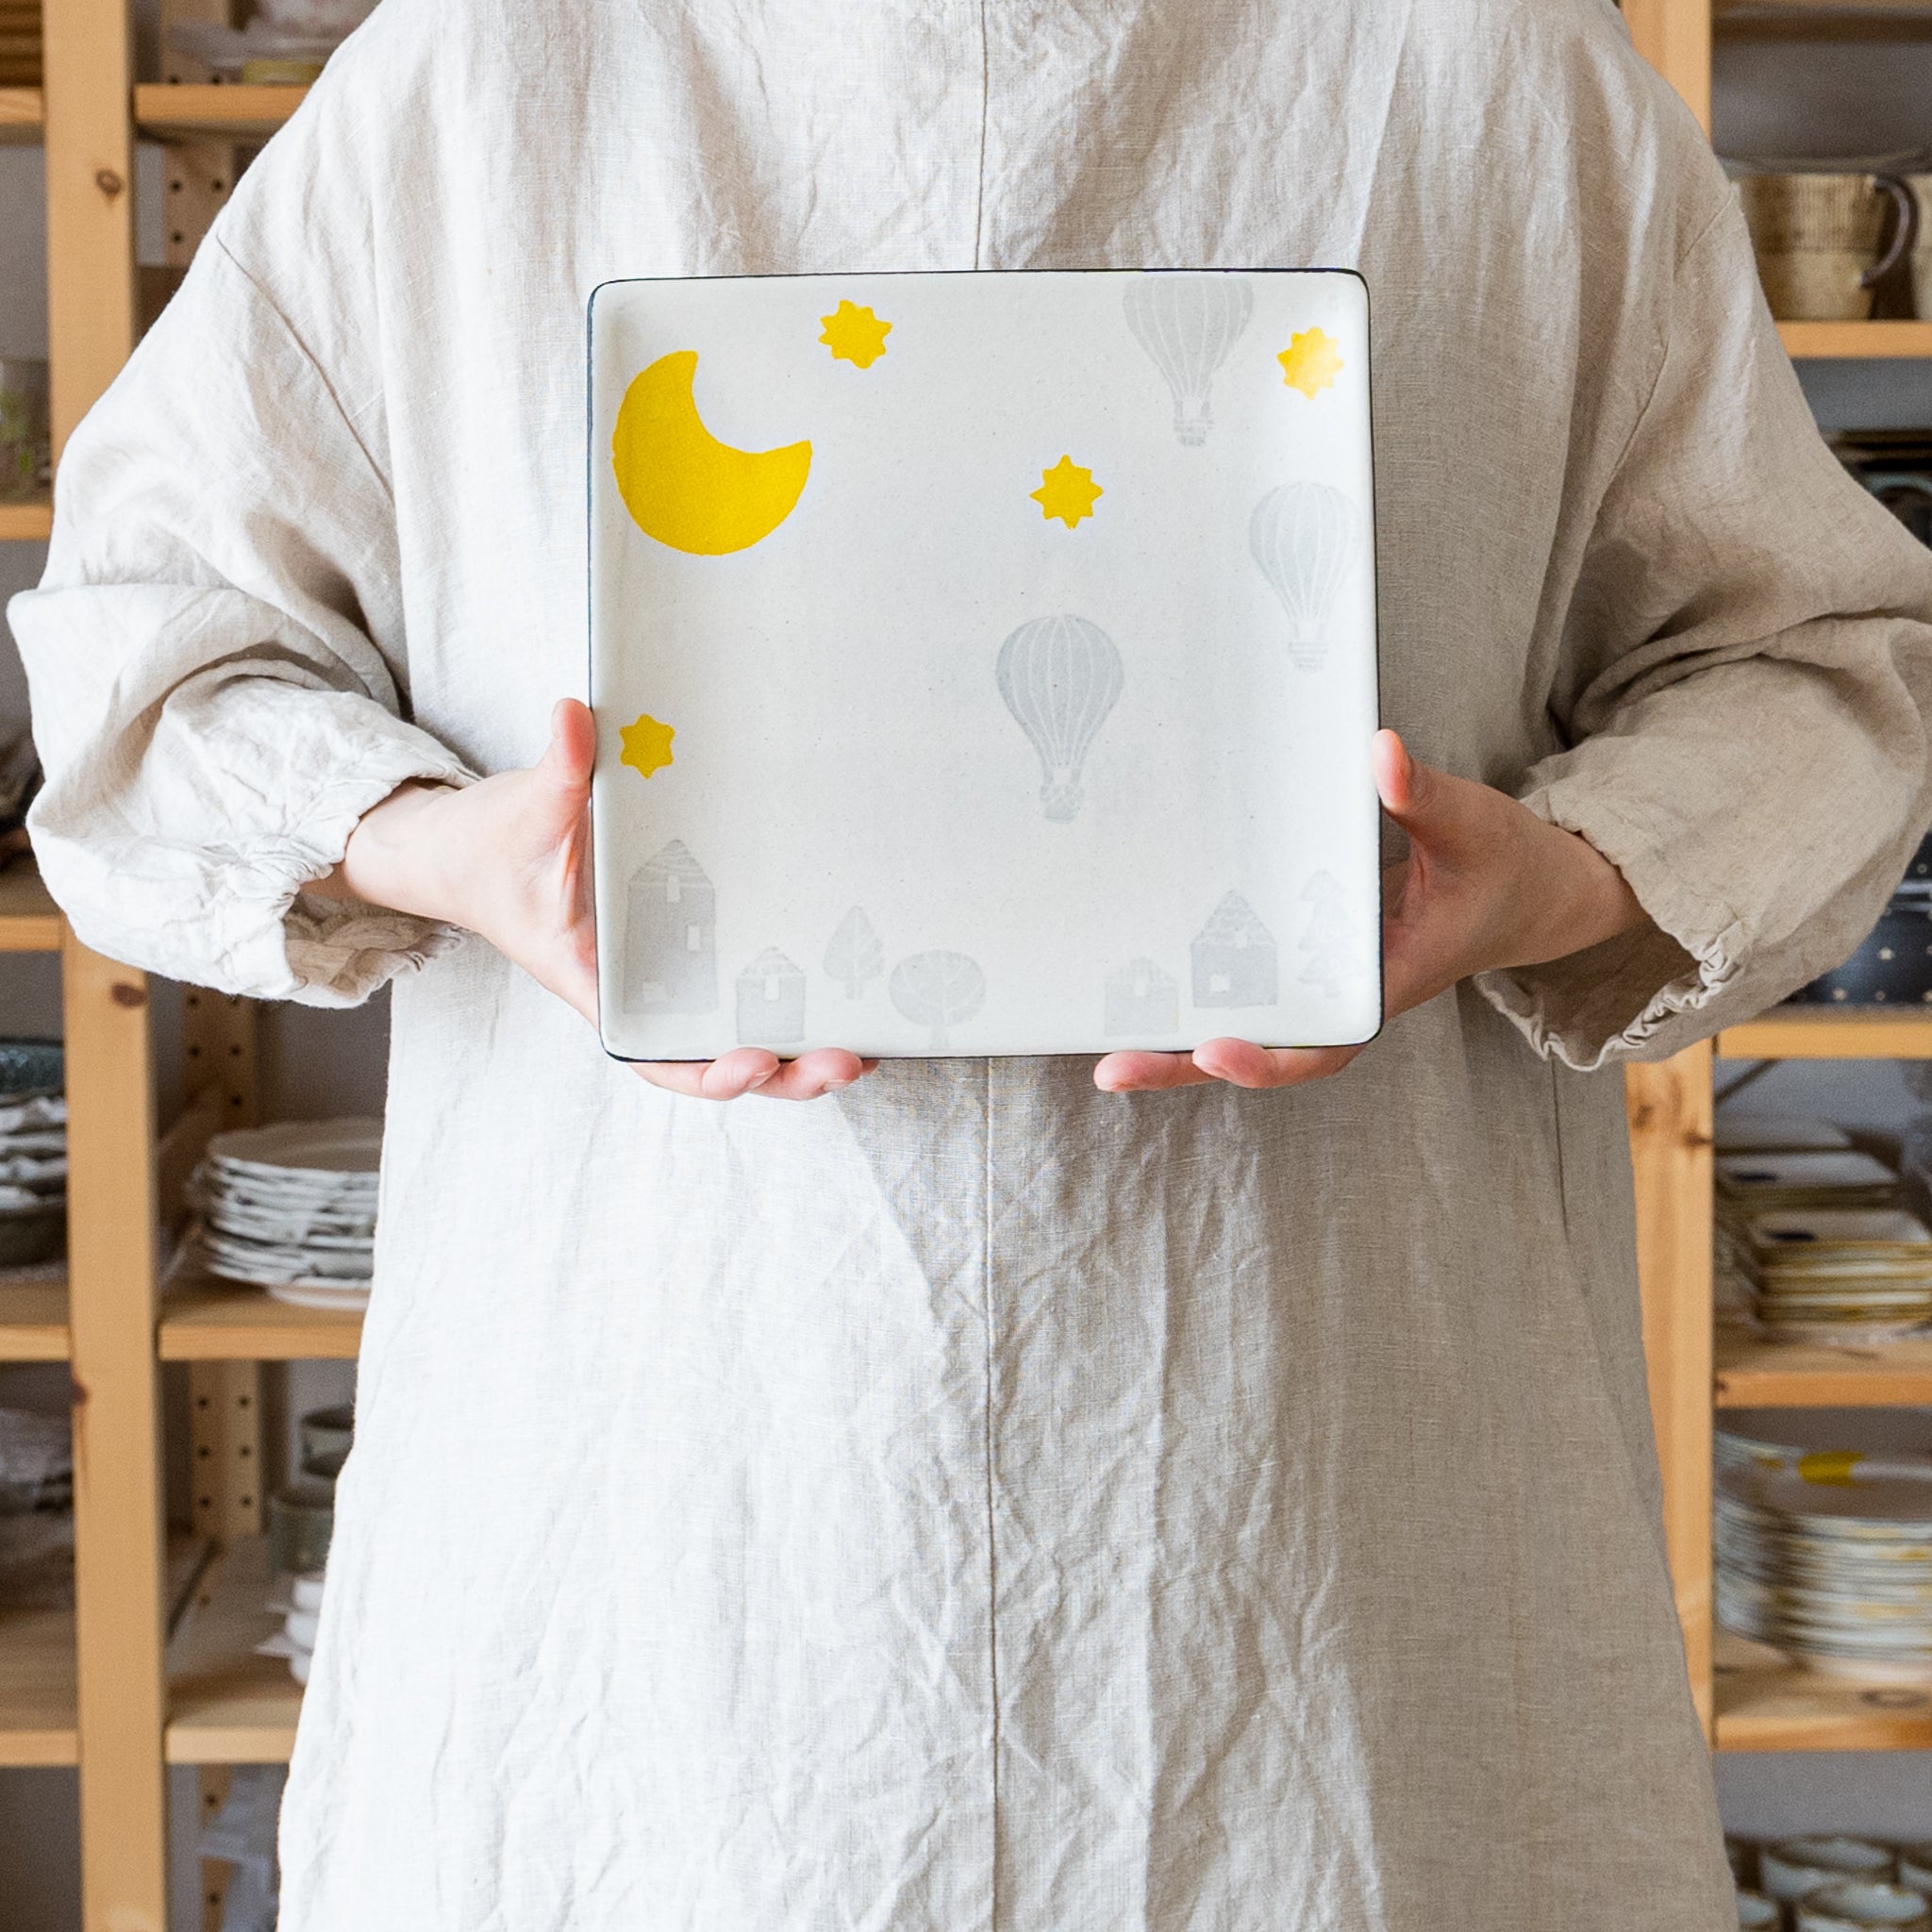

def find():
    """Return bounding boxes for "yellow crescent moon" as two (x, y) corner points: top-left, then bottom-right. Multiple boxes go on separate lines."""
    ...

(611, 350), (812, 556)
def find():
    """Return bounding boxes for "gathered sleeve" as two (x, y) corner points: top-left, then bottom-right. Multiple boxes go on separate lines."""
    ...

(1475, 187), (1932, 1070)
(7, 235), (476, 1007)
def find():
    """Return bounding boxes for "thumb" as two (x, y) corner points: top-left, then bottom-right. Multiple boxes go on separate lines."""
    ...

(537, 697), (596, 798)
(1370, 728), (1439, 829)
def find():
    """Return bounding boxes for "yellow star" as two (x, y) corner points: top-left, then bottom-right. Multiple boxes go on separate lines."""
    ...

(1030, 455), (1103, 529)
(819, 300), (892, 369)
(619, 712), (675, 780)
(1276, 327), (1344, 400)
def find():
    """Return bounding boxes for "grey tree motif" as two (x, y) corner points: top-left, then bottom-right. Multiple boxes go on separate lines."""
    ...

(995, 615), (1124, 823)
(736, 948), (807, 1045)
(1104, 958), (1179, 1036)
(1122, 273), (1255, 445)
(1191, 892), (1277, 1007)
(824, 906), (884, 1000)
(1249, 482), (1366, 672)
(624, 839), (717, 1013)
(889, 951), (986, 1051)
(1298, 872), (1363, 996)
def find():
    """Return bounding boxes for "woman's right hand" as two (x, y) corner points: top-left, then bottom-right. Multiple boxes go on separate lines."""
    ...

(314, 698), (876, 1101)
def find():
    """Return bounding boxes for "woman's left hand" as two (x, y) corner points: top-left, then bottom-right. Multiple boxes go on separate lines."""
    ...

(1092, 729), (1645, 1093)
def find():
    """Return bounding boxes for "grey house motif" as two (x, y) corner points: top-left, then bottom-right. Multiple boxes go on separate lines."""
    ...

(1298, 871), (1363, 996)
(1191, 892), (1277, 1007)
(623, 839), (717, 1013)
(736, 948), (807, 1045)
(1105, 958), (1179, 1036)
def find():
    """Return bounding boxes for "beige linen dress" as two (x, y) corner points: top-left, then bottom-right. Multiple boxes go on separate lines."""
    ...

(14, 1), (1932, 1925)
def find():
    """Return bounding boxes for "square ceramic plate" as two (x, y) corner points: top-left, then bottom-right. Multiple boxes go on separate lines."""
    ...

(589, 269), (1382, 1059)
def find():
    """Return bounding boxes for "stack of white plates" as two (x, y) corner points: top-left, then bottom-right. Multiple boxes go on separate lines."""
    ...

(254, 1570), (324, 1686)
(190, 1119), (380, 1311)
(1716, 1463), (1932, 1684)
(1718, 1150), (1900, 1213)
(1716, 1115), (1855, 1156)
(1745, 1208), (1932, 1344)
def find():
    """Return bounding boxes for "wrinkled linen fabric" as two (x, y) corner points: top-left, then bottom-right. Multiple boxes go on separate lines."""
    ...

(15, 1), (1932, 1926)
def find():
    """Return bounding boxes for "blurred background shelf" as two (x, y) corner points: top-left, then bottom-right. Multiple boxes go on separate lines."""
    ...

(0, 1601), (76, 1766)
(0, 87), (41, 145)
(165, 1536), (298, 1764)
(1719, 1008), (1932, 1058)
(159, 1279), (362, 1361)
(1779, 321), (1932, 357)
(1719, 0), (1932, 39)
(0, 859), (64, 951)
(1715, 1629), (1932, 1749)
(0, 495), (52, 541)
(0, 1271), (68, 1361)
(1715, 1330), (1932, 1404)
(133, 82), (306, 142)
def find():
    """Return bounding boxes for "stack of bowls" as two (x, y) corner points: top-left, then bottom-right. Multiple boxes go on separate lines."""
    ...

(1799, 1883), (1931, 1930)
(1743, 1208), (1932, 1345)
(1719, 1150), (1902, 1214)
(189, 1119), (379, 1310)
(255, 1404), (353, 1684)
(0, 1041), (66, 1269)
(1717, 1464), (1932, 1683)
(1730, 1836), (1932, 1928)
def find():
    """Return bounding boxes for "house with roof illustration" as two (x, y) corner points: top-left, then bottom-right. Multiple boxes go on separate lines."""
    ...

(624, 839), (717, 1013)
(1105, 957), (1179, 1036)
(736, 948), (808, 1045)
(1191, 891), (1277, 1007)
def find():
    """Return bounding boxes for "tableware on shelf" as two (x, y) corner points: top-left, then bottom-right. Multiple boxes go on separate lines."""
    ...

(0, 1407), (70, 1515)
(1718, 1150), (1900, 1211)
(1901, 1844), (1932, 1896)
(299, 1404), (354, 1480)
(267, 1478), (335, 1577)
(189, 1117), (379, 1305)
(1737, 1892), (1779, 1929)
(1717, 1115), (1855, 1154)
(1718, 1467), (1932, 1684)
(168, 0), (376, 81)
(0, 1043), (68, 1269)
(1909, 176), (1932, 321)
(0, 358), (49, 503)
(1799, 1879), (1931, 1929)
(257, 1568), (325, 1685)
(1742, 1208), (1932, 1344)
(1767, 1840), (1899, 1893)
(1736, 172), (1917, 322)
(1728, 1836), (1759, 1888)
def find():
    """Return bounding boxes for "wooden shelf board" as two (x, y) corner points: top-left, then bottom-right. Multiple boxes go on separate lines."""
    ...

(1777, 321), (1932, 358)
(160, 1278), (361, 1360)
(0, 495), (52, 542)
(1716, 1330), (1932, 1406)
(1715, 1626), (1932, 1750)
(1718, 1007), (1932, 1059)
(1720, 0), (1932, 39)
(0, 87), (42, 146)
(0, 1275), (68, 1361)
(0, 1600), (76, 1767)
(133, 82), (306, 142)
(0, 858), (63, 953)
(166, 1536), (299, 1764)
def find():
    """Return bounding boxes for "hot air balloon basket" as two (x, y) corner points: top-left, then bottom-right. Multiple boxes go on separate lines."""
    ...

(588, 267), (1383, 1058)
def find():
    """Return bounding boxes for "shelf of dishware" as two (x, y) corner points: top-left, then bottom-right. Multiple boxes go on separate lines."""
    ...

(1719, 0), (1932, 39)
(166, 1534), (299, 1763)
(0, 495), (52, 543)
(1716, 1330), (1932, 1405)
(1714, 1626), (1932, 1750)
(0, 85), (40, 145)
(133, 82), (306, 143)
(159, 1277), (361, 1361)
(1719, 1008), (1932, 1059)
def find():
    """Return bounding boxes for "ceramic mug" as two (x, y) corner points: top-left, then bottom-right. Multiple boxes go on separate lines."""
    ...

(1737, 174), (1918, 321)
(1798, 1879), (1932, 1929)
(1763, 1837), (1899, 1903)
(1906, 176), (1932, 321)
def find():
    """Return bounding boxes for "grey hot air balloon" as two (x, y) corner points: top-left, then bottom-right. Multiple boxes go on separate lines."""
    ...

(994, 614), (1125, 824)
(1123, 273), (1255, 446)
(1248, 482), (1365, 672)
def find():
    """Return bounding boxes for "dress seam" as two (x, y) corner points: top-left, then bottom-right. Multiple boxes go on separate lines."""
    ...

(981, 1057), (998, 1932)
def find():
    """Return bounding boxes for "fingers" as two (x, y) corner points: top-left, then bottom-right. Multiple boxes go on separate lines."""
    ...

(1094, 1039), (1364, 1092)
(630, 1048), (877, 1102)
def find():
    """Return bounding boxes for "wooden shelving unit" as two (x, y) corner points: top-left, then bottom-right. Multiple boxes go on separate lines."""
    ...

(133, 82), (304, 142)
(0, 497), (53, 542)
(0, 84), (42, 142)
(1717, 1330), (1932, 1405)
(160, 1279), (360, 1361)
(1717, 0), (1932, 41)
(165, 1537), (299, 1765)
